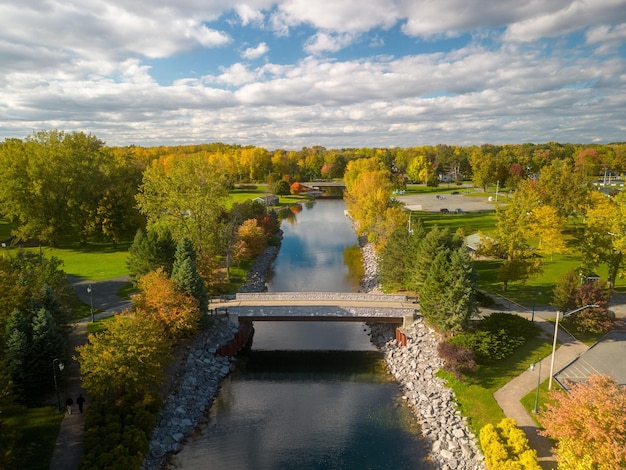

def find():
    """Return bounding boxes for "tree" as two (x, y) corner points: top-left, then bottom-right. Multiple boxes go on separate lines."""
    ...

(171, 238), (207, 314)
(552, 270), (580, 312)
(536, 159), (590, 218)
(76, 314), (171, 400)
(407, 226), (462, 293)
(135, 153), (229, 275)
(274, 180), (291, 195)
(0, 357), (17, 469)
(539, 375), (626, 469)
(233, 219), (267, 262)
(419, 246), (477, 333)
(581, 190), (626, 289)
(126, 228), (177, 285)
(469, 146), (497, 191)
(528, 204), (567, 260)
(135, 269), (201, 338)
(480, 181), (542, 291)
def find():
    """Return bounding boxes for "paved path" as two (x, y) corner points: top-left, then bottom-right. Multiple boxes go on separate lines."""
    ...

(49, 276), (131, 470)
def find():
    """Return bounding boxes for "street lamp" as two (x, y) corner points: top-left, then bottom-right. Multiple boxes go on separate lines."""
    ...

(52, 358), (65, 412)
(548, 304), (599, 390)
(531, 291), (541, 322)
(530, 360), (542, 413)
(87, 284), (94, 323)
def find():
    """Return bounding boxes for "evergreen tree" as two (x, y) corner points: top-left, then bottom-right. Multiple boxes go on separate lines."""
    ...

(418, 246), (477, 333)
(127, 228), (176, 284)
(378, 226), (412, 290)
(172, 238), (208, 313)
(419, 249), (450, 328)
(30, 308), (65, 389)
(407, 226), (462, 293)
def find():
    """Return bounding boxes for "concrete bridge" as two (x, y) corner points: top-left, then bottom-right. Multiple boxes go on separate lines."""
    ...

(301, 181), (346, 188)
(213, 292), (419, 325)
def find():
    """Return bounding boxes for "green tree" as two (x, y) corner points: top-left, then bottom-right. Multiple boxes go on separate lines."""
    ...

(407, 226), (462, 293)
(581, 190), (626, 289)
(126, 228), (176, 285)
(469, 145), (497, 191)
(480, 182), (542, 291)
(0, 357), (17, 470)
(135, 153), (229, 275)
(419, 246), (477, 332)
(552, 270), (580, 312)
(274, 180), (291, 195)
(171, 238), (207, 313)
(536, 159), (590, 218)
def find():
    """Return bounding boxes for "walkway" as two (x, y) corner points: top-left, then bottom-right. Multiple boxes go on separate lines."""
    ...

(222, 291), (417, 322)
(49, 277), (131, 470)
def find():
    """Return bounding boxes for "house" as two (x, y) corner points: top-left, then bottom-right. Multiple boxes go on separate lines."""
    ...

(254, 195), (279, 206)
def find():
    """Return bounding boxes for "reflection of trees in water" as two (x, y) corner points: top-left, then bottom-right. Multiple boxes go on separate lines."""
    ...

(305, 200), (317, 209)
(343, 244), (364, 284)
(278, 207), (297, 224)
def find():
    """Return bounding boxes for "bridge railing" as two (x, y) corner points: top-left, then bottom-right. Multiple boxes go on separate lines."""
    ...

(235, 292), (408, 302)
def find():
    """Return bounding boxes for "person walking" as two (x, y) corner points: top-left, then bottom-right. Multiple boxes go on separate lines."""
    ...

(76, 394), (85, 413)
(65, 396), (74, 414)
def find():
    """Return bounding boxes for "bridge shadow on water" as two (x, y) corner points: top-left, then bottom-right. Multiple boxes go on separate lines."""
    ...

(234, 350), (395, 383)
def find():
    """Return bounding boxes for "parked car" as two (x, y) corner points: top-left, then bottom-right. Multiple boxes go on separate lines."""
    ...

(439, 208), (450, 214)
(454, 208), (464, 214)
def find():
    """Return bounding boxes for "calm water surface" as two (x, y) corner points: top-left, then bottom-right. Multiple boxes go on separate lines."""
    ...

(170, 200), (430, 469)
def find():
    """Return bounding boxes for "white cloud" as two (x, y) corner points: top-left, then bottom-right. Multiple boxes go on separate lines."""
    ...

(0, 0), (625, 148)
(304, 33), (358, 55)
(242, 42), (269, 60)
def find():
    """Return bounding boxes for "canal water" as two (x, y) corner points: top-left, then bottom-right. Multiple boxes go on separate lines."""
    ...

(169, 200), (430, 469)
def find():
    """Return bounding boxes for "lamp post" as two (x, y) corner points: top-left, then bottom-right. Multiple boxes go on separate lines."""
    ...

(548, 304), (599, 390)
(87, 284), (94, 323)
(530, 360), (542, 413)
(52, 358), (65, 412)
(531, 291), (541, 322)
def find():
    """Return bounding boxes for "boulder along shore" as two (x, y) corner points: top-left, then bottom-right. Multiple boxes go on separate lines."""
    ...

(145, 224), (485, 470)
(357, 233), (484, 470)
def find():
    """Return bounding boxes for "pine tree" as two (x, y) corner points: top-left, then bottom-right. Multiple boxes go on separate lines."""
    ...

(172, 238), (208, 313)
(127, 228), (176, 284)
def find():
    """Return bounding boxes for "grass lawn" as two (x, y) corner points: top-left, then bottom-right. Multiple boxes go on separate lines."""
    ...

(410, 210), (497, 235)
(5, 404), (64, 470)
(438, 335), (554, 436)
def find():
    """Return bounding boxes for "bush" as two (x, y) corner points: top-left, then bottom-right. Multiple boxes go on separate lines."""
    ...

(80, 396), (158, 469)
(437, 341), (476, 380)
(480, 418), (541, 469)
(451, 313), (539, 364)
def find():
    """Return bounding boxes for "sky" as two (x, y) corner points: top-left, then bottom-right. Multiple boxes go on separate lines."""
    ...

(1, 0), (625, 149)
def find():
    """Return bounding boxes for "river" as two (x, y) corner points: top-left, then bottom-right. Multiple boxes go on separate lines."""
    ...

(169, 199), (430, 469)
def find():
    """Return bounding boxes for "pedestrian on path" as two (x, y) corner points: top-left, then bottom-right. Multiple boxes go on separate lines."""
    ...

(65, 396), (74, 414)
(76, 394), (85, 413)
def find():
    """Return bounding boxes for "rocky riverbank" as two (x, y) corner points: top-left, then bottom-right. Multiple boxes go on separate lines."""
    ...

(357, 234), (485, 469)
(143, 241), (283, 470)
(146, 219), (484, 470)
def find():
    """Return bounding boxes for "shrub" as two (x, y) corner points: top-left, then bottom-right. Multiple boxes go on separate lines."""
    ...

(480, 418), (541, 470)
(437, 341), (476, 380)
(451, 313), (539, 364)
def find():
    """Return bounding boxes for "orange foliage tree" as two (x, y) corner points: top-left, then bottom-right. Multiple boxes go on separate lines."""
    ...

(134, 268), (201, 338)
(290, 182), (307, 194)
(538, 374), (626, 469)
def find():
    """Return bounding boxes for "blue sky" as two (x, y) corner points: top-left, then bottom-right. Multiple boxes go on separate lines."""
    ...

(0, 0), (625, 149)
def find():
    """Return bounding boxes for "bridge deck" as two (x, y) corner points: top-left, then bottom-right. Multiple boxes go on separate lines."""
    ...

(217, 292), (418, 322)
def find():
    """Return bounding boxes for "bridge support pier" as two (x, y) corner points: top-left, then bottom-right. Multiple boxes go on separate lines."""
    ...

(228, 312), (239, 326)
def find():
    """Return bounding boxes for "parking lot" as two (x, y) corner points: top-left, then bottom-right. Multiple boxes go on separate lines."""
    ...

(395, 191), (502, 213)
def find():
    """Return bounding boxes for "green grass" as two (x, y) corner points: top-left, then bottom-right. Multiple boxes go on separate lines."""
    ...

(87, 315), (117, 334)
(520, 377), (559, 422)
(34, 242), (132, 280)
(439, 335), (554, 435)
(5, 404), (64, 470)
(410, 210), (497, 235)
